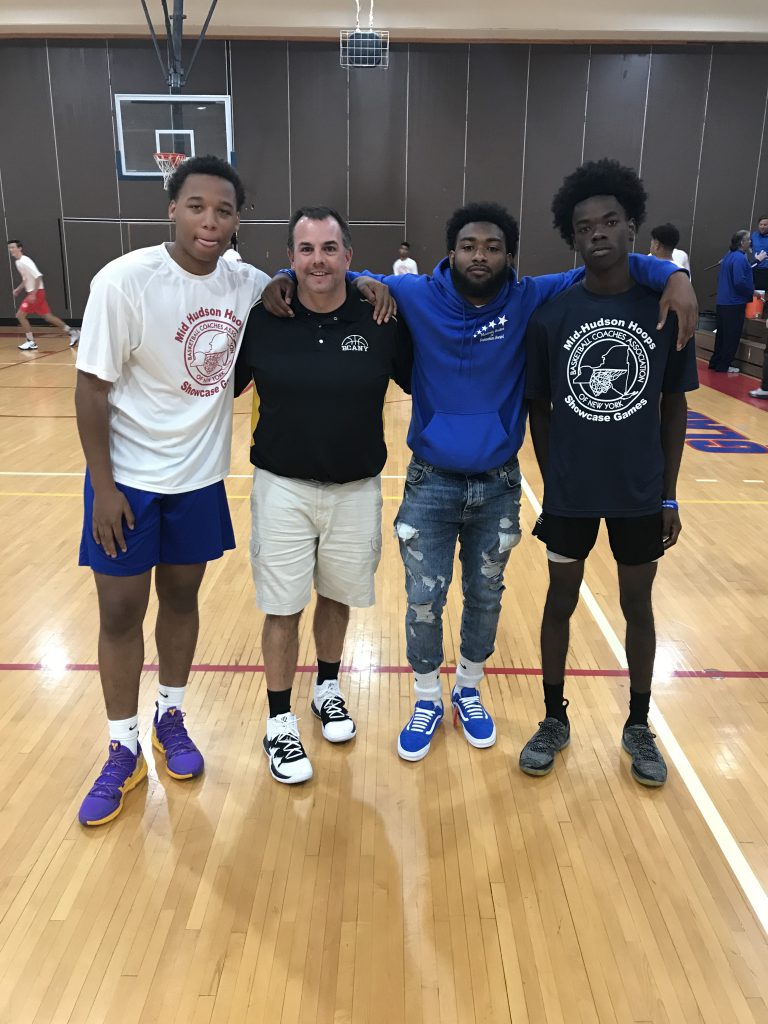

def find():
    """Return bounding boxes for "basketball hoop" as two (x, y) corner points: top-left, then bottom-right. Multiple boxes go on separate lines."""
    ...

(340, 0), (389, 67)
(153, 152), (188, 189)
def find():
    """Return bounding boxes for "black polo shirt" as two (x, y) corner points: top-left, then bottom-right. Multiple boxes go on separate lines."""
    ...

(234, 285), (413, 483)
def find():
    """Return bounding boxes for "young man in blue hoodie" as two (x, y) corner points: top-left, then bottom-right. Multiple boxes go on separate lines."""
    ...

(262, 202), (697, 762)
(520, 159), (698, 787)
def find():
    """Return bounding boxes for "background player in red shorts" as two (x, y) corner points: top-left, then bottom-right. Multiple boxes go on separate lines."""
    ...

(8, 239), (80, 350)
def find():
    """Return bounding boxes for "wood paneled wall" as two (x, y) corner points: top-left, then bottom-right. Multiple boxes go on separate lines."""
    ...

(1, 39), (767, 317)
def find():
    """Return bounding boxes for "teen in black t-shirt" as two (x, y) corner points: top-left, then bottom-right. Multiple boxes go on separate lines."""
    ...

(520, 159), (698, 788)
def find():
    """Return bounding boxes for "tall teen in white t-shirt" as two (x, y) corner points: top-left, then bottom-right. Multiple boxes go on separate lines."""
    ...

(74, 157), (269, 828)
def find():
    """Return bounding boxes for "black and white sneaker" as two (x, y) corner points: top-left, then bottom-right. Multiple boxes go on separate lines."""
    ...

(311, 679), (356, 743)
(263, 712), (313, 784)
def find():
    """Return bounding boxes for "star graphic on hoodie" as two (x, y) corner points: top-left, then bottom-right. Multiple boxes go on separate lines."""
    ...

(498, 315), (507, 327)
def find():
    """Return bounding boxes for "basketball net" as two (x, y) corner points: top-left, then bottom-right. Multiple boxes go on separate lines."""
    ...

(340, 0), (389, 68)
(153, 152), (188, 189)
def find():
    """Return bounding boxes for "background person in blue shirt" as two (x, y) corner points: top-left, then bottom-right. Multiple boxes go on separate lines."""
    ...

(750, 215), (768, 266)
(263, 202), (697, 764)
(750, 215), (768, 291)
(710, 230), (755, 373)
(521, 159), (698, 787)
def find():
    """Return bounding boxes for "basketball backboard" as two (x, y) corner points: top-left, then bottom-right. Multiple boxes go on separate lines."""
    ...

(114, 93), (234, 179)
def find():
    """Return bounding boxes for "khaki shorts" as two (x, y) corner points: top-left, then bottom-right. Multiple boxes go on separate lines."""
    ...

(250, 468), (383, 615)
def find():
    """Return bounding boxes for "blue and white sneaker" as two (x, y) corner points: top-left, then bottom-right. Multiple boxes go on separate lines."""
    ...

(397, 700), (444, 761)
(451, 686), (496, 748)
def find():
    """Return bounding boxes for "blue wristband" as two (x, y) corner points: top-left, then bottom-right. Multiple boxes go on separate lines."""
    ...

(661, 499), (679, 510)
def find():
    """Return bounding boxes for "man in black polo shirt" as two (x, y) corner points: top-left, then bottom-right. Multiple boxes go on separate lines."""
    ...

(235, 206), (412, 784)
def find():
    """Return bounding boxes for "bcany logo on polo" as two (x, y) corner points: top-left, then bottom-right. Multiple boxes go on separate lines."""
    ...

(341, 335), (368, 351)
(565, 320), (654, 422)
(184, 320), (238, 387)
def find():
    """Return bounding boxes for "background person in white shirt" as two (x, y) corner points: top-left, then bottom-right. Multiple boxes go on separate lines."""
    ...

(392, 241), (418, 276)
(221, 232), (242, 263)
(75, 155), (269, 828)
(7, 240), (80, 350)
(649, 223), (691, 276)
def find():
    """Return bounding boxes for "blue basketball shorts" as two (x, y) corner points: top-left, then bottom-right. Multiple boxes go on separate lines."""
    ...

(78, 470), (236, 577)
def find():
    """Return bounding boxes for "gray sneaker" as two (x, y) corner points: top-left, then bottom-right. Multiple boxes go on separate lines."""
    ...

(519, 717), (570, 776)
(622, 725), (667, 787)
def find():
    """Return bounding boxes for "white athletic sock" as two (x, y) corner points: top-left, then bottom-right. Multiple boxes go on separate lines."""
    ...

(157, 684), (187, 718)
(108, 714), (139, 755)
(25, 332), (34, 342)
(455, 657), (485, 690)
(414, 669), (442, 702)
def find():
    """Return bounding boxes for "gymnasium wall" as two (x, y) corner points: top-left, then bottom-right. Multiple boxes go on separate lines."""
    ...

(1, 38), (767, 319)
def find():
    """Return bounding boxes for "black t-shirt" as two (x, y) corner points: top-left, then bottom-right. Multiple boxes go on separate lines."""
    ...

(234, 286), (413, 483)
(525, 282), (699, 517)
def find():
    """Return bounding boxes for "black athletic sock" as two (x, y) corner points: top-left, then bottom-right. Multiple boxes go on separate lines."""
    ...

(625, 689), (651, 729)
(543, 682), (569, 724)
(317, 659), (341, 686)
(267, 688), (292, 718)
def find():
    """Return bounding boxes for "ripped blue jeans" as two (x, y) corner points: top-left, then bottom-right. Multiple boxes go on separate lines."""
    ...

(395, 455), (522, 675)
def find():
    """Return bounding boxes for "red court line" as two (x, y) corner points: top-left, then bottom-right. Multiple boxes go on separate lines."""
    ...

(1, 662), (765, 678)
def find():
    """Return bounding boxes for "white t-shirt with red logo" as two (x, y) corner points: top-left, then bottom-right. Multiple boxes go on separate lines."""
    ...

(77, 243), (269, 493)
(15, 254), (43, 292)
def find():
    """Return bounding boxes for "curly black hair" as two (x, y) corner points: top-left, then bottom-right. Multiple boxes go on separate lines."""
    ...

(167, 154), (245, 210)
(551, 159), (647, 247)
(650, 222), (680, 250)
(445, 201), (519, 258)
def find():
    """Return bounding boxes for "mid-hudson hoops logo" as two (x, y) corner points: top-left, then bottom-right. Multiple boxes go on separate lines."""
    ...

(185, 320), (238, 387)
(564, 320), (654, 422)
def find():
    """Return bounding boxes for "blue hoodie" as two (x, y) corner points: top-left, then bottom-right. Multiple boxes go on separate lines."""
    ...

(716, 249), (754, 306)
(354, 255), (679, 473)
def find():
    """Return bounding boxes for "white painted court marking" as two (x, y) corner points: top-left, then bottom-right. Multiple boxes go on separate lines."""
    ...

(695, 478), (717, 483)
(743, 479), (765, 484)
(520, 474), (768, 937)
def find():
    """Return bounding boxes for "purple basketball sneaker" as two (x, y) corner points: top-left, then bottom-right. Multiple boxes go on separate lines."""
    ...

(78, 741), (148, 827)
(152, 705), (204, 780)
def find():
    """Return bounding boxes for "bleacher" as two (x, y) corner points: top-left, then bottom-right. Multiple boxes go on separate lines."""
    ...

(695, 309), (766, 378)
